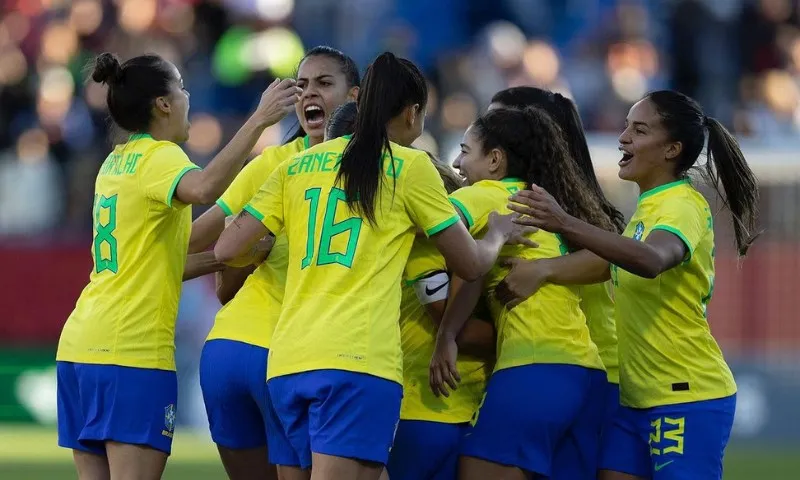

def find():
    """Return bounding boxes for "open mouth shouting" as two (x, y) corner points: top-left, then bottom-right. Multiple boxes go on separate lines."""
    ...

(304, 103), (325, 130)
(619, 146), (634, 167)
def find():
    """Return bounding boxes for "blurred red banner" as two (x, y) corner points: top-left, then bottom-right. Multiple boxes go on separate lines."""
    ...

(0, 242), (798, 352)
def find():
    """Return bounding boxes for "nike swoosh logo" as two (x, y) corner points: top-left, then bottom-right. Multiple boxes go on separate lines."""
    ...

(654, 460), (674, 471)
(425, 282), (449, 296)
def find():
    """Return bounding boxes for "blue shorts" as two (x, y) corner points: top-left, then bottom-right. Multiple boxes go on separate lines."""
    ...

(551, 368), (608, 480)
(387, 420), (466, 480)
(460, 363), (601, 477)
(199, 339), (295, 465)
(56, 362), (177, 455)
(602, 382), (621, 436)
(599, 394), (736, 479)
(267, 369), (403, 468)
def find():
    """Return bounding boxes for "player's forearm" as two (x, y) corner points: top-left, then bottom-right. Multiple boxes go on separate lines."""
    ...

(437, 275), (483, 342)
(189, 206), (226, 253)
(456, 318), (496, 360)
(215, 265), (255, 305)
(539, 250), (611, 286)
(191, 119), (268, 203)
(183, 251), (225, 281)
(561, 217), (664, 279)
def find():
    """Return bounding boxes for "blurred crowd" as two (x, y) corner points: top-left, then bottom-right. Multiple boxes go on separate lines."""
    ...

(2, 0), (800, 237)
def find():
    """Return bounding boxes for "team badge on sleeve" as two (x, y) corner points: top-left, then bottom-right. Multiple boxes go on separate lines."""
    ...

(633, 221), (645, 241)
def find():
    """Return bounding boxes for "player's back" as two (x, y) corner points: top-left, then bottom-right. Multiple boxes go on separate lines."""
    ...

(57, 134), (199, 371)
(450, 179), (603, 373)
(246, 137), (459, 384)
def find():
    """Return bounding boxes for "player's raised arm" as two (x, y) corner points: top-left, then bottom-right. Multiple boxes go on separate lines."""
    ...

(174, 78), (301, 205)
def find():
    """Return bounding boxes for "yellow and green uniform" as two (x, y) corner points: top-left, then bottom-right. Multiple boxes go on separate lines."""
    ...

(610, 178), (735, 408)
(449, 179), (603, 373)
(57, 133), (200, 370)
(206, 136), (309, 348)
(399, 239), (489, 423)
(244, 138), (459, 384)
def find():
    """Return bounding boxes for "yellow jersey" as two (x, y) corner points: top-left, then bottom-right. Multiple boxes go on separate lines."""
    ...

(450, 179), (603, 373)
(57, 133), (200, 370)
(580, 282), (619, 384)
(399, 239), (489, 423)
(610, 178), (736, 408)
(245, 138), (460, 383)
(206, 136), (309, 348)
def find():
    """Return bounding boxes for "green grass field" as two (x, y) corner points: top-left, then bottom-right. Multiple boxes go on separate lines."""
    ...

(0, 427), (796, 479)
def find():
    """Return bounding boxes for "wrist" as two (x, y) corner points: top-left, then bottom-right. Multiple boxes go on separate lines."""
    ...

(247, 114), (271, 130)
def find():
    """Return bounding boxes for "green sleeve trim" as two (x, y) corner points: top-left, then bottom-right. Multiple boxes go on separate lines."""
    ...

(166, 165), (201, 207)
(449, 198), (473, 230)
(216, 199), (233, 216)
(243, 204), (265, 223)
(652, 225), (693, 262)
(425, 215), (459, 237)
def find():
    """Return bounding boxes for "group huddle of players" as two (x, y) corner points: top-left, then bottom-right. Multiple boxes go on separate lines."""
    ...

(54, 46), (759, 480)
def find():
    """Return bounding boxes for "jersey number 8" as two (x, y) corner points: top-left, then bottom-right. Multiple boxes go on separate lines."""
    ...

(93, 194), (119, 274)
(302, 187), (362, 269)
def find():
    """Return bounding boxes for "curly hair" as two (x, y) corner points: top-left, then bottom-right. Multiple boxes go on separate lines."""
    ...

(471, 106), (616, 245)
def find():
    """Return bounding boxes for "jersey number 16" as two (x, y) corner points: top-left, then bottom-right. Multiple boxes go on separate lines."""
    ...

(302, 187), (362, 269)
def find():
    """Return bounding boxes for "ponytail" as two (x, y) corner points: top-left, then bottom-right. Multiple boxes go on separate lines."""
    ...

(704, 116), (760, 256)
(552, 94), (626, 233)
(337, 52), (427, 225)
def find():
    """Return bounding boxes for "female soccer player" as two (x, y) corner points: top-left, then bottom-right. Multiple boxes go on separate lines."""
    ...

(386, 153), (495, 480)
(214, 52), (527, 480)
(508, 90), (759, 480)
(429, 106), (613, 480)
(195, 47), (360, 480)
(489, 86), (626, 470)
(55, 52), (300, 480)
(324, 101), (358, 141)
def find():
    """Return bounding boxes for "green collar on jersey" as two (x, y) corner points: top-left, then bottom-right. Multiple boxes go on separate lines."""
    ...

(639, 177), (690, 201)
(502, 177), (525, 183)
(129, 133), (154, 141)
(303, 135), (310, 149)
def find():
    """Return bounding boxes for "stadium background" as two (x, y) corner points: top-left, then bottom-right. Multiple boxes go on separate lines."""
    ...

(0, 0), (798, 478)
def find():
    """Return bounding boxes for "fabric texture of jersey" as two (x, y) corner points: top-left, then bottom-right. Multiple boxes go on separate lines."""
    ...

(580, 281), (619, 383)
(57, 134), (199, 370)
(450, 179), (603, 373)
(206, 136), (309, 349)
(610, 179), (736, 408)
(599, 394), (736, 479)
(399, 239), (488, 424)
(57, 361), (177, 455)
(267, 370), (403, 467)
(245, 137), (459, 384)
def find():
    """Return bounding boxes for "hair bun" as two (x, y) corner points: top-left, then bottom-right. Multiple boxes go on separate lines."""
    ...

(91, 52), (122, 85)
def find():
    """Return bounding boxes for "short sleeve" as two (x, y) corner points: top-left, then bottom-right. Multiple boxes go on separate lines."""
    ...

(217, 148), (286, 216)
(404, 238), (447, 284)
(403, 155), (459, 237)
(140, 144), (200, 207)
(243, 165), (285, 235)
(650, 196), (711, 260)
(448, 184), (498, 236)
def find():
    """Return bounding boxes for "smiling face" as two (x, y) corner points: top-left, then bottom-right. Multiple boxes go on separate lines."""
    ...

(452, 124), (504, 185)
(295, 55), (358, 143)
(618, 97), (682, 190)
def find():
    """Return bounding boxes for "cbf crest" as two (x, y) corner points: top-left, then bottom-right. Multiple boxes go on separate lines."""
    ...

(162, 404), (176, 438)
(633, 221), (645, 241)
